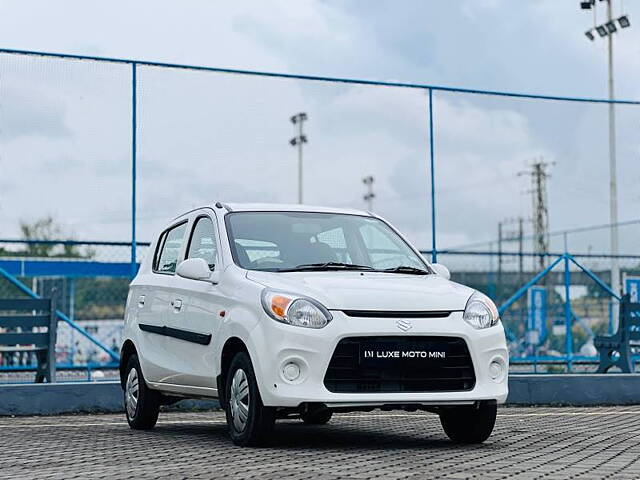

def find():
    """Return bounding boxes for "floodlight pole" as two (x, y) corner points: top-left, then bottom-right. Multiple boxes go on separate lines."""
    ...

(363, 176), (375, 211)
(428, 89), (437, 263)
(606, 0), (621, 328)
(290, 113), (308, 204)
(131, 62), (137, 279)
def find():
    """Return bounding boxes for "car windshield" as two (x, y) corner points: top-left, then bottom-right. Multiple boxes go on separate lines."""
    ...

(225, 211), (431, 274)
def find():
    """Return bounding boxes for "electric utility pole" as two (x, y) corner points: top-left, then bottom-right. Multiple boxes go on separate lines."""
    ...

(290, 112), (308, 204)
(363, 176), (375, 211)
(581, 0), (633, 325)
(519, 160), (552, 273)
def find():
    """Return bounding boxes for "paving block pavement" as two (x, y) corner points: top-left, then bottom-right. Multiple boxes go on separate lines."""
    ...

(0, 407), (639, 479)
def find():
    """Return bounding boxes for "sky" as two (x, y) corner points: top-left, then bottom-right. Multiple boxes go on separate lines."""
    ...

(0, 0), (639, 258)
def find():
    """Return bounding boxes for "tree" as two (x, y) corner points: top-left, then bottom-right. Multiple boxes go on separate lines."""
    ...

(18, 216), (94, 258)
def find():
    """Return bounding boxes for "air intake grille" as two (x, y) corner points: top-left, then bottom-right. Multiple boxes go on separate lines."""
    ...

(341, 310), (453, 318)
(324, 336), (475, 393)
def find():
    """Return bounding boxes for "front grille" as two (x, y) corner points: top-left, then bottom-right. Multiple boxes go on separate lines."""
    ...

(341, 310), (453, 318)
(324, 336), (475, 393)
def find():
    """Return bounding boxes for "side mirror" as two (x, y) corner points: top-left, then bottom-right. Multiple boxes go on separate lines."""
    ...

(431, 263), (450, 280)
(176, 258), (218, 284)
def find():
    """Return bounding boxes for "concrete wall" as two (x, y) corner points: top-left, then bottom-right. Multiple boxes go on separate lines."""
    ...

(1, 375), (639, 416)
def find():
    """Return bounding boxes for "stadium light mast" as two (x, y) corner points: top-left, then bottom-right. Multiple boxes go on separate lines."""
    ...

(581, 0), (632, 315)
(290, 112), (308, 204)
(362, 176), (375, 211)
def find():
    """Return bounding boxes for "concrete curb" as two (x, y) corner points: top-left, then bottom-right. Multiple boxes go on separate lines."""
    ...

(0, 381), (219, 416)
(1, 374), (639, 416)
(508, 374), (640, 406)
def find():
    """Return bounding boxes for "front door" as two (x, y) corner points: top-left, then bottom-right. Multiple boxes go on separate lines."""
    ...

(163, 214), (223, 388)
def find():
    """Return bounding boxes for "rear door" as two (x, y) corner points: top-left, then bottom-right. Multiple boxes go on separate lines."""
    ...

(163, 212), (224, 388)
(136, 220), (188, 383)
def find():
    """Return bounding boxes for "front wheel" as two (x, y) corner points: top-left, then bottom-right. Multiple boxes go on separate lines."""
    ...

(124, 354), (160, 430)
(225, 352), (275, 446)
(439, 402), (497, 444)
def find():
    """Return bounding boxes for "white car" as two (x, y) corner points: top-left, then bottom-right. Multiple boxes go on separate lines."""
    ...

(120, 203), (508, 446)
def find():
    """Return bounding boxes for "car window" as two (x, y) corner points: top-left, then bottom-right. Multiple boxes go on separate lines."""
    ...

(155, 222), (187, 274)
(314, 227), (352, 263)
(225, 212), (427, 272)
(359, 223), (424, 270)
(187, 216), (218, 271)
(235, 239), (280, 263)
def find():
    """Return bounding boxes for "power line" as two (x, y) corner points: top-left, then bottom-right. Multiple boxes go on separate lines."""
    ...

(448, 218), (640, 251)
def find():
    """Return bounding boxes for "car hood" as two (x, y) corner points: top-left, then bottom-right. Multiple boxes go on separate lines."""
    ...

(245, 271), (474, 311)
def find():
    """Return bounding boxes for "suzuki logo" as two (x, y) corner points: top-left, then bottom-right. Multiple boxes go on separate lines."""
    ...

(396, 319), (413, 332)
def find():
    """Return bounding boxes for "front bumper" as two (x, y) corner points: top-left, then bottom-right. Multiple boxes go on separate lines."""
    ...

(250, 311), (509, 408)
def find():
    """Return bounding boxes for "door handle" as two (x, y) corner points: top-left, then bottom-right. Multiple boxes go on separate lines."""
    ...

(171, 299), (183, 312)
(138, 295), (146, 308)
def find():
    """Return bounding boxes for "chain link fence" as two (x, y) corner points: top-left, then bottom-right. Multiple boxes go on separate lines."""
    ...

(1, 238), (638, 379)
(0, 48), (639, 380)
(0, 239), (149, 382)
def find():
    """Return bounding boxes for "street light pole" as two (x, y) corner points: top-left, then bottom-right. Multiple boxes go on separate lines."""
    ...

(290, 112), (308, 204)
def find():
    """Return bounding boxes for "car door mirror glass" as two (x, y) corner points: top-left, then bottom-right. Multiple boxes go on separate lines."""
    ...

(176, 258), (215, 282)
(431, 263), (450, 280)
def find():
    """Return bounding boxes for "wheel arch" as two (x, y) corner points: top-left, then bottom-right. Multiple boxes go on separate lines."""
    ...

(119, 339), (138, 389)
(217, 336), (251, 408)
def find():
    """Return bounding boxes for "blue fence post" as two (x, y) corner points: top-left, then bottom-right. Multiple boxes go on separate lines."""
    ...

(428, 88), (437, 263)
(131, 61), (137, 279)
(564, 254), (573, 372)
(609, 301), (614, 334)
(488, 242), (496, 300)
(69, 277), (76, 363)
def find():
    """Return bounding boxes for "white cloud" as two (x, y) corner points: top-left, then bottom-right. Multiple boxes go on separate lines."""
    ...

(0, 0), (638, 258)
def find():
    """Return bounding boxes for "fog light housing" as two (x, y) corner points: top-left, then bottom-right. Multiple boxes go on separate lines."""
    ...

(489, 359), (506, 383)
(282, 362), (301, 382)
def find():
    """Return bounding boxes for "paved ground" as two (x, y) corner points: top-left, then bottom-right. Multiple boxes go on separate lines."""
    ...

(1, 407), (639, 479)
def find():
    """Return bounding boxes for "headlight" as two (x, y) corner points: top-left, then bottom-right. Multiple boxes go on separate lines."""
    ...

(261, 289), (332, 328)
(463, 291), (499, 329)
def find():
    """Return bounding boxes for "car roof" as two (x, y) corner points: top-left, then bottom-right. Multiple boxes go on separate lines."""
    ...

(169, 202), (373, 223)
(223, 202), (371, 216)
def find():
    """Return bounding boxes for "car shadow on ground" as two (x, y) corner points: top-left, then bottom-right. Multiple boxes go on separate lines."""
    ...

(148, 419), (494, 451)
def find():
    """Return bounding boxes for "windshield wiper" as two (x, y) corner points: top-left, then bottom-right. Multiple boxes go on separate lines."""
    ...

(379, 265), (431, 275)
(278, 262), (376, 272)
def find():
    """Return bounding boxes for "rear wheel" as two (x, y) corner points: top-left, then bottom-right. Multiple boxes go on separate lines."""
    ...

(225, 352), (275, 446)
(124, 354), (160, 430)
(301, 409), (333, 425)
(439, 402), (497, 444)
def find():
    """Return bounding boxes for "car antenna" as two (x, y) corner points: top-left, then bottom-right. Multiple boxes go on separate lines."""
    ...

(215, 201), (233, 212)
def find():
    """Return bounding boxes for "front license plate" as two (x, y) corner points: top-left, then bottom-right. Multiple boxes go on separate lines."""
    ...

(359, 340), (450, 367)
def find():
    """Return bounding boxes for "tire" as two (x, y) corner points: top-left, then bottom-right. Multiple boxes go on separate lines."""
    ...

(301, 409), (333, 425)
(225, 352), (275, 446)
(124, 354), (160, 430)
(439, 402), (497, 444)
